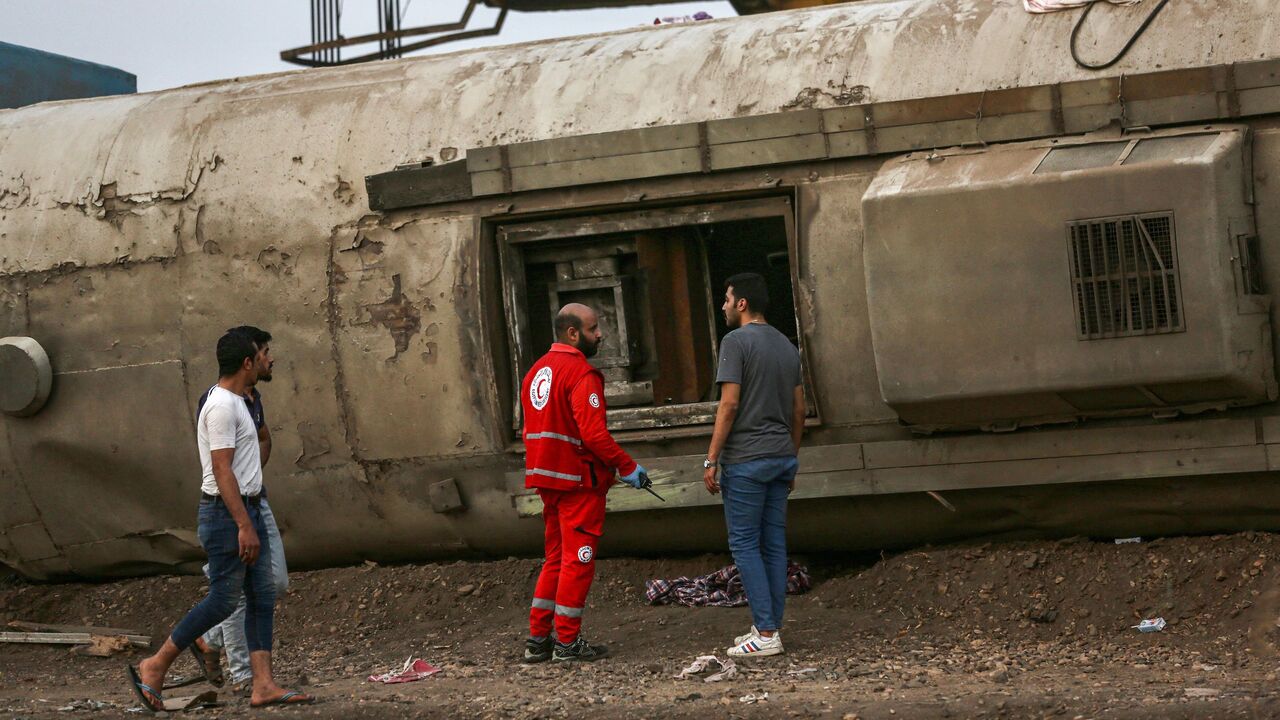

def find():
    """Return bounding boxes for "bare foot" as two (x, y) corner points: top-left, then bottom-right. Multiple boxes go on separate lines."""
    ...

(250, 685), (314, 706)
(192, 638), (224, 684)
(136, 656), (166, 701)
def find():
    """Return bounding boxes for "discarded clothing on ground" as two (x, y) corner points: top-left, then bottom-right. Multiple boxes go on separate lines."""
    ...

(1023, 0), (1140, 12)
(645, 562), (811, 608)
(367, 657), (441, 683)
(675, 655), (738, 683)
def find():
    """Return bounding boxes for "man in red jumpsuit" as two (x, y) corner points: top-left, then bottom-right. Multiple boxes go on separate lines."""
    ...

(521, 302), (649, 663)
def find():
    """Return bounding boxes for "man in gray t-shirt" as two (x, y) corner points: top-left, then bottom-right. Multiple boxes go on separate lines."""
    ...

(715, 323), (803, 464)
(702, 272), (805, 659)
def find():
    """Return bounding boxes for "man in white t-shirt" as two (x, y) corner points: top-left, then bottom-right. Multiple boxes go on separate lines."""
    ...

(127, 330), (313, 710)
(190, 325), (288, 691)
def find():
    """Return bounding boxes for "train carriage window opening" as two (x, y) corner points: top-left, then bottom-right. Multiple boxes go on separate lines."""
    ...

(496, 197), (807, 434)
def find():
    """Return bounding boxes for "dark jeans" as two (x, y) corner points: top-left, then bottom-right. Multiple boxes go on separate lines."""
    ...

(720, 455), (798, 633)
(170, 499), (275, 653)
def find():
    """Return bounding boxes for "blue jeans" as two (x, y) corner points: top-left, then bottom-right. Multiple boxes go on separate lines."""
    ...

(721, 455), (797, 633)
(201, 499), (287, 683)
(171, 499), (276, 653)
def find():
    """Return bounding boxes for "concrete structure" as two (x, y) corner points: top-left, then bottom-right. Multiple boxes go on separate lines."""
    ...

(0, 42), (135, 110)
(2, 0), (1280, 579)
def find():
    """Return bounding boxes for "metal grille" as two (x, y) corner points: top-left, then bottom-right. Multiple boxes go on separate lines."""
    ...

(1068, 212), (1184, 339)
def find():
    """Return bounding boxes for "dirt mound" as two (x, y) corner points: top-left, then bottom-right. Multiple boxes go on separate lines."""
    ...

(815, 533), (1277, 642)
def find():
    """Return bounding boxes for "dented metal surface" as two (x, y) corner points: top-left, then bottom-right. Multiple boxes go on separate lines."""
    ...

(1, 0), (1280, 579)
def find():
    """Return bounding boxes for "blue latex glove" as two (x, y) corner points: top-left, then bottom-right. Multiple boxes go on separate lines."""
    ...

(618, 464), (648, 489)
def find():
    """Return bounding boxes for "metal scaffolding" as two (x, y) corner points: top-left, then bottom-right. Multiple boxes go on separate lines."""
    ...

(282, 0), (507, 67)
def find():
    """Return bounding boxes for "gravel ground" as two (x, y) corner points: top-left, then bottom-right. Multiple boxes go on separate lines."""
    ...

(2, 532), (1279, 718)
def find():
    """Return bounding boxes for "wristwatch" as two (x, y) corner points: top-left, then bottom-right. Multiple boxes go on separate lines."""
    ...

(702, 458), (716, 469)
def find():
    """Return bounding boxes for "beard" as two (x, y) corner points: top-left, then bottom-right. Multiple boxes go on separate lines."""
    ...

(577, 335), (600, 359)
(725, 308), (741, 328)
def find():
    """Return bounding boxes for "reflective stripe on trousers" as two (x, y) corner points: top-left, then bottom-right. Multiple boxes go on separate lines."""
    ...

(529, 488), (606, 644)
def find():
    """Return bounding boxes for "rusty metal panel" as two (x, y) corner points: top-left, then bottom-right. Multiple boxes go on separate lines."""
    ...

(1123, 67), (1224, 101)
(508, 124), (700, 167)
(467, 146), (504, 172)
(822, 106), (866, 132)
(500, 197), (792, 243)
(1063, 104), (1121, 135)
(471, 170), (506, 196)
(1060, 78), (1121, 108)
(706, 109), (820, 144)
(982, 86), (1057, 115)
(1125, 94), (1223, 127)
(1240, 86), (1280, 117)
(869, 445), (1267, 495)
(510, 148), (701, 192)
(1261, 416), (1280, 445)
(827, 130), (868, 158)
(797, 443), (865, 473)
(875, 119), (979, 153)
(979, 111), (1058, 142)
(864, 418), (1257, 469)
(366, 160), (472, 211)
(516, 442), (1267, 516)
(1235, 58), (1280, 91)
(871, 93), (982, 128)
(707, 134), (826, 170)
(514, 443), (868, 517)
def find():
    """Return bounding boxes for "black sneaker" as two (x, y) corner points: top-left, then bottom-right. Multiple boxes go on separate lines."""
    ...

(523, 636), (553, 663)
(552, 637), (609, 663)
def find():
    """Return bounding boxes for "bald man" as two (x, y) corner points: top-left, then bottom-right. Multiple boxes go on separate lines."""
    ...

(520, 303), (649, 663)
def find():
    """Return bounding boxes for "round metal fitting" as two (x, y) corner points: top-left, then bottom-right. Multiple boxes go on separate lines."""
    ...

(0, 337), (52, 417)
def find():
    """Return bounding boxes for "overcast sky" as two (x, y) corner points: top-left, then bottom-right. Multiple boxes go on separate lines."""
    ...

(2, 0), (735, 92)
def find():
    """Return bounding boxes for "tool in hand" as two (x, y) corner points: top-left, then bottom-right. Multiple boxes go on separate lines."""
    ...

(637, 472), (665, 502)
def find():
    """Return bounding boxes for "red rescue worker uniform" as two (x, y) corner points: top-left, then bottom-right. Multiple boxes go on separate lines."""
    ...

(522, 342), (637, 644)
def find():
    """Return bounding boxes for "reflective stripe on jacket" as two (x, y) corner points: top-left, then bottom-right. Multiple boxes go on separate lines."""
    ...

(521, 343), (638, 492)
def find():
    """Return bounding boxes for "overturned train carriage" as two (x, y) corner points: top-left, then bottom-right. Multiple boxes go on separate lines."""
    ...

(3, 0), (1280, 579)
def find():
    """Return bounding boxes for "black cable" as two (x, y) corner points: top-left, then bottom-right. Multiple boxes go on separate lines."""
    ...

(1070, 0), (1171, 71)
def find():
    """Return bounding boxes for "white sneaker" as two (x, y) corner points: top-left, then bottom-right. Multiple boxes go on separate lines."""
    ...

(727, 630), (783, 657)
(734, 626), (759, 645)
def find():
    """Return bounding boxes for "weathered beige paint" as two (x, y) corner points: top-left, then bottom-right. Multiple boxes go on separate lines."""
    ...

(1, 0), (1280, 578)
(863, 127), (1275, 430)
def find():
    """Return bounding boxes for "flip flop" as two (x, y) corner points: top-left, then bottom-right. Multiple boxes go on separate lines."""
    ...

(125, 664), (164, 711)
(188, 642), (225, 687)
(250, 690), (315, 708)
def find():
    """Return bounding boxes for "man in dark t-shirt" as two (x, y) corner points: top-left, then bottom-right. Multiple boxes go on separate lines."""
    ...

(702, 273), (805, 659)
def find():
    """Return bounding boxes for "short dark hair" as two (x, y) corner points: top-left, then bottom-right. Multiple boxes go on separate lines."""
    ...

(725, 272), (770, 315)
(216, 331), (258, 377)
(226, 325), (271, 347)
(554, 308), (584, 338)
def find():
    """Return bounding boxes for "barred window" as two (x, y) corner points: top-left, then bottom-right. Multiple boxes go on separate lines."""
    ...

(1068, 213), (1184, 340)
